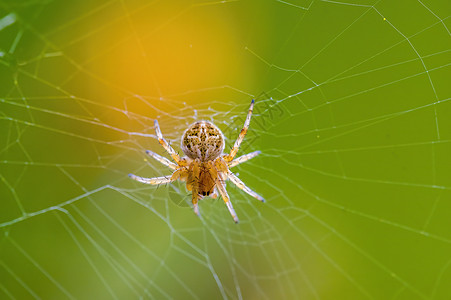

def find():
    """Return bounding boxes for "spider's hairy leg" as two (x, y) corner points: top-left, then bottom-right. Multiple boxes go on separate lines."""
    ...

(228, 150), (261, 168)
(170, 168), (186, 181)
(145, 150), (177, 170)
(216, 174), (239, 223)
(225, 99), (255, 162)
(214, 157), (229, 173)
(129, 167), (186, 185)
(188, 159), (201, 217)
(154, 120), (181, 164)
(128, 174), (172, 185)
(191, 192), (200, 217)
(227, 171), (265, 202)
(210, 187), (218, 199)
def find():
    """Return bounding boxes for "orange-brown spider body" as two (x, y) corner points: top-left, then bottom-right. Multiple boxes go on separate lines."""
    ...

(182, 121), (225, 161)
(129, 100), (264, 223)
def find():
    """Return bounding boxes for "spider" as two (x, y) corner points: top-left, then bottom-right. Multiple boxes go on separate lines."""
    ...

(128, 99), (264, 223)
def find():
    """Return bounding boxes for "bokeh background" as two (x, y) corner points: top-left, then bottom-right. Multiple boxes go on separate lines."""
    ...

(1, 0), (450, 299)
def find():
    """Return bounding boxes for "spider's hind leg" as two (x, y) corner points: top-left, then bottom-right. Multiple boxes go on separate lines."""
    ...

(225, 99), (255, 162)
(154, 120), (181, 164)
(145, 150), (177, 170)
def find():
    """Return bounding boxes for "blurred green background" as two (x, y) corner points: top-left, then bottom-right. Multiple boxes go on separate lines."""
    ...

(1, 0), (451, 299)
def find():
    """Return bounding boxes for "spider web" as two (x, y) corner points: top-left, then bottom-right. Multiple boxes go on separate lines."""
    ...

(1, 0), (451, 299)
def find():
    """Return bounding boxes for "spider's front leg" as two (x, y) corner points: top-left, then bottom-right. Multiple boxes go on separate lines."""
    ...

(216, 174), (239, 223)
(213, 159), (239, 223)
(210, 187), (218, 199)
(227, 171), (265, 202)
(187, 159), (201, 217)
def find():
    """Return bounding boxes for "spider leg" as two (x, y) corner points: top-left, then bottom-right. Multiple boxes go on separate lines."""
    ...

(129, 167), (185, 185)
(216, 175), (239, 223)
(189, 159), (201, 218)
(210, 187), (218, 199)
(226, 99), (255, 162)
(128, 174), (172, 185)
(192, 194), (200, 217)
(228, 150), (261, 168)
(154, 120), (181, 164)
(227, 171), (265, 202)
(146, 150), (177, 170)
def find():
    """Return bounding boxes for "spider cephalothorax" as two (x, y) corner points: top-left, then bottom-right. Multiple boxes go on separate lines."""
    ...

(129, 100), (263, 223)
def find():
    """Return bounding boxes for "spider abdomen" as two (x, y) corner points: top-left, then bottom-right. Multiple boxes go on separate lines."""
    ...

(181, 121), (225, 161)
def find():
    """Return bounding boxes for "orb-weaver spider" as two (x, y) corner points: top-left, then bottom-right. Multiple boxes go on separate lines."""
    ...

(129, 100), (264, 223)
